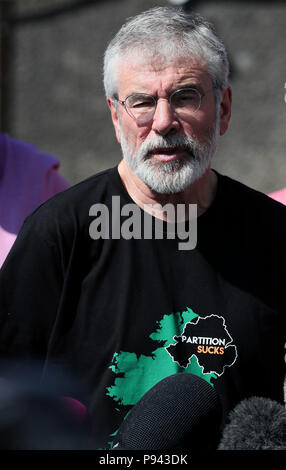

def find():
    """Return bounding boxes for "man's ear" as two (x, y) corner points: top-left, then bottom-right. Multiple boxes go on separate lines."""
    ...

(219, 86), (232, 136)
(107, 98), (121, 144)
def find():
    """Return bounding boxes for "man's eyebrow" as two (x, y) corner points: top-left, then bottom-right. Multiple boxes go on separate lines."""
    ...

(125, 83), (206, 98)
(142, 83), (205, 97)
(174, 83), (204, 93)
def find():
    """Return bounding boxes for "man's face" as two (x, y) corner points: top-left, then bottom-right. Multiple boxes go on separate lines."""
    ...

(108, 57), (231, 193)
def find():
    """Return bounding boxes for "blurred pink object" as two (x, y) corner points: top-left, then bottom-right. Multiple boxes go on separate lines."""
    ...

(62, 396), (90, 423)
(0, 134), (69, 267)
(268, 187), (286, 205)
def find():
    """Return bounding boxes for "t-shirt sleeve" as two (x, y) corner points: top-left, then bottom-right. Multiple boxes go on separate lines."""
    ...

(0, 214), (65, 362)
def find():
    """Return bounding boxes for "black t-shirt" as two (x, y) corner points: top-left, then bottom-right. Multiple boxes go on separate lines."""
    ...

(0, 166), (285, 449)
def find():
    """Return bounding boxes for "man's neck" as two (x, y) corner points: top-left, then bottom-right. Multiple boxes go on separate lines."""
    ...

(118, 159), (218, 221)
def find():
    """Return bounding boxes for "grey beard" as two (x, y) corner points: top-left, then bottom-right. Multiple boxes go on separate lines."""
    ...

(120, 125), (219, 194)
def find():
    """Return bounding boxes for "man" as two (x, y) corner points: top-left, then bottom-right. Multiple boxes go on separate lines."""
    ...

(0, 7), (285, 450)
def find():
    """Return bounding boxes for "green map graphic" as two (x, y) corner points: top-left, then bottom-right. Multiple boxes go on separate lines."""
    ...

(104, 307), (239, 449)
(107, 307), (217, 407)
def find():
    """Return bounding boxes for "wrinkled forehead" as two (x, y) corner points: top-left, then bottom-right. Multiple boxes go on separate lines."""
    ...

(115, 49), (210, 94)
(119, 44), (207, 73)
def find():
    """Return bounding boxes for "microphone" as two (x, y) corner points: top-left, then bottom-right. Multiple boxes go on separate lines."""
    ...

(112, 373), (222, 451)
(218, 396), (286, 450)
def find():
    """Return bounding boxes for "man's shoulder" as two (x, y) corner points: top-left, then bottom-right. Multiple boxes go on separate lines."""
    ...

(216, 172), (286, 245)
(22, 166), (121, 236)
(218, 171), (286, 213)
(33, 166), (120, 212)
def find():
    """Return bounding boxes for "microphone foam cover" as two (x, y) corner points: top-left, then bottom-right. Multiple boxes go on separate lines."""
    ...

(219, 396), (286, 450)
(113, 373), (222, 451)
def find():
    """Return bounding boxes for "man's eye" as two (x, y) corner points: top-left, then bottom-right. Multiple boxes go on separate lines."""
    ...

(131, 100), (154, 108)
(127, 95), (154, 108)
(175, 93), (197, 103)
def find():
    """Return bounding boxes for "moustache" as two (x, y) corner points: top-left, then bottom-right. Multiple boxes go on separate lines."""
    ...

(139, 135), (201, 160)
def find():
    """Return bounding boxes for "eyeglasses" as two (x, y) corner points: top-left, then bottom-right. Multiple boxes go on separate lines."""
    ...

(113, 87), (213, 124)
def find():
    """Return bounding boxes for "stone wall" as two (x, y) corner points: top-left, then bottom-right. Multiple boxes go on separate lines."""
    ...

(6, 0), (286, 193)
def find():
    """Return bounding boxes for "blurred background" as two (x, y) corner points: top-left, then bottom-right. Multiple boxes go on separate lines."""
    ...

(0, 0), (285, 193)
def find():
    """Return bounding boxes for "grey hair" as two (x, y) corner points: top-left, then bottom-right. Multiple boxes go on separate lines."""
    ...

(103, 7), (229, 101)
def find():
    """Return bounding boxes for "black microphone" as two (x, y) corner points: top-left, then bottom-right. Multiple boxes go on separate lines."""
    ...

(112, 373), (222, 451)
(219, 396), (286, 450)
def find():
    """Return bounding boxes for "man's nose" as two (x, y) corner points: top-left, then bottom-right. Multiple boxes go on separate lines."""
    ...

(151, 98), (180, 136)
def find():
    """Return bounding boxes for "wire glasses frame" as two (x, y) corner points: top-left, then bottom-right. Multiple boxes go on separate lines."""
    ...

(113, 87), (214, 124)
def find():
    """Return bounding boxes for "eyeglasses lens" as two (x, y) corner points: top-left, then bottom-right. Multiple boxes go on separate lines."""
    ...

(125, 88), (201, 123)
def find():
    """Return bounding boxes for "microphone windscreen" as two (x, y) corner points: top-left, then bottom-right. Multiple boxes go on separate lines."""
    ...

(113, 373), (222, 451)
(219, 396), (286, 450)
